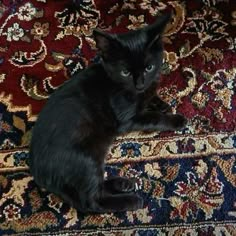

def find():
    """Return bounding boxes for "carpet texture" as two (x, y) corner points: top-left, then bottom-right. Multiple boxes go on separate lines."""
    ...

(0, 0), (236, 235)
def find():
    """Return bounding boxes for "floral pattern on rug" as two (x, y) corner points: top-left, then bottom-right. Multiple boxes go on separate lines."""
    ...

(0, 154), (235, 234)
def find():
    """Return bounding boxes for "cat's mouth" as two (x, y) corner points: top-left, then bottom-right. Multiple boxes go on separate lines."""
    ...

(136, 87), (145, 93)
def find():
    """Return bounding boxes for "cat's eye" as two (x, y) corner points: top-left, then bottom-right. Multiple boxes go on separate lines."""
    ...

(121, 70), (131, 77)
(145, 65), (155, 73)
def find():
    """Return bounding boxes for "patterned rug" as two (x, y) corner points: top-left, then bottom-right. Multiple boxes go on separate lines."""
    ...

(0, 0), (236, 235)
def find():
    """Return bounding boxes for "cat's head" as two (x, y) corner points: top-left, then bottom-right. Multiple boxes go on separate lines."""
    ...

(93, 12), (171, 94)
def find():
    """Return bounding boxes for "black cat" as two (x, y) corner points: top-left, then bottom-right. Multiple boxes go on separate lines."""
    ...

(29, 12), (187, 213)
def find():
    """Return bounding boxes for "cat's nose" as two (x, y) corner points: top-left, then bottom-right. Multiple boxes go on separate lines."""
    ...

(136, 76), (145, 91)
(136, 84), (144, 91)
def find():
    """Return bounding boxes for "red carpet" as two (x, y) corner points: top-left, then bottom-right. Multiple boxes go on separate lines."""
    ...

(0, 0), (236, 235)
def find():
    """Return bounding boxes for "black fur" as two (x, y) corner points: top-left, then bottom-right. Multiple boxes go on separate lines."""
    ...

(29, 13), (187, 213)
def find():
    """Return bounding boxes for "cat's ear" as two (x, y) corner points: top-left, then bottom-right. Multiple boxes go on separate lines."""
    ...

(93, 29), (117, 58)
(146, 11), (172, 48)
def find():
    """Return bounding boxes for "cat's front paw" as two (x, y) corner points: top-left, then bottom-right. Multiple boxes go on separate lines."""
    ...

(159, 101), (171, 113)
(148, 97), (172, 113)
(170, 114), (187, 130)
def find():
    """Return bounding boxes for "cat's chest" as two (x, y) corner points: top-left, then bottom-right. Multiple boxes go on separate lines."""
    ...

(110, 93), (137, 122)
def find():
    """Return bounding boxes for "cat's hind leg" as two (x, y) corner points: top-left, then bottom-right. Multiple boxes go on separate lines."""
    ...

(61, 182), (143, 213)
(97, 193), (143, 212)
(104, 176), (136, 194)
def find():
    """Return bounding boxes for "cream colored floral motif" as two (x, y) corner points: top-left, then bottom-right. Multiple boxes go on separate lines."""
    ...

(47, 194), (63, 213)
(169, 196), (183, 208)
(18, 3), (36, 21)
(6, 23), (24, 42)
(31, 22), (49, 39)
(127, 15), (146, 30)
(191, 92), (209, 109)
(3, 204), (21, 221)
(0, 74), (6, 83)
(163, 51), (179, 71)
(121, 0), (136, 10)
(144, 163), (162, 179)
(0, 176), (32, 207)
(140, 0), (167, 16)
(195, 160), (208, 179)
(127, 207), (152, 223)
(64, 208), (79, 228)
